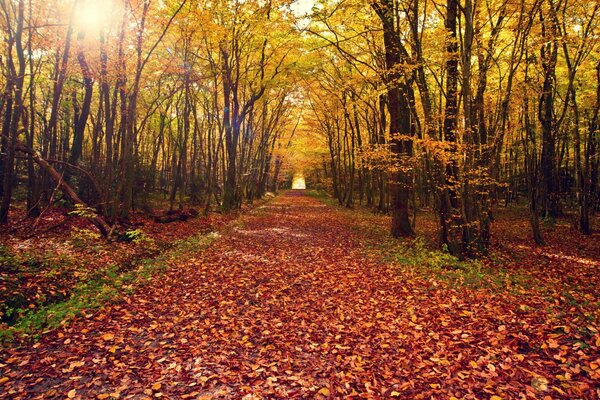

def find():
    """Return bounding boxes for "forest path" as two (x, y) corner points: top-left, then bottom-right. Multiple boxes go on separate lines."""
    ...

(1, 191), (595, 398)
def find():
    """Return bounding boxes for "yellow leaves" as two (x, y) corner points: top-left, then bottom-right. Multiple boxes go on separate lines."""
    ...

(67, 389), (77, 398)
(456, 371), (469, 380)
(490, 396), (503, 400)
(531, 376), (549, 392)
(251, 364), (264, 372)
(428, 356), (450, 366)
(101, 333), (114, 341)
(151, 382), (162, 391)
(198, 375), (214, 385)
(97, 395), (110, 399)
(318, 387), (330, 396)
(469, 360), (479, 368)
(555, 372), (572, 381)
(0, 377), (9, 385)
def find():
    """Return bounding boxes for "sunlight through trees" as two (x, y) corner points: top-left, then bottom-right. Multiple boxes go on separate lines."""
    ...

(0, 0), (598, 253)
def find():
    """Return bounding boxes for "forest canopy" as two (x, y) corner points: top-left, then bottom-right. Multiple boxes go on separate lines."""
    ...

(0, 0), (598, 254)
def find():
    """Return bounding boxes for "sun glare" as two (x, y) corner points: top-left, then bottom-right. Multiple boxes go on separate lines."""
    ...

(75, 0), (115, 34)
(290, 0), (314, 16)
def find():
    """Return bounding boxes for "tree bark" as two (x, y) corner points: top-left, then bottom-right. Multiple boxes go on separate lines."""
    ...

(372, 0), (414, 237)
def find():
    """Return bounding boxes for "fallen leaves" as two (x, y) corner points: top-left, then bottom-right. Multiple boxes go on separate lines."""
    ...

(101, 333), (114, 341)
(0, 192), (598, 399)
(63, 360), (85, 372)
(531, 376), (550, 391)
(317, 387), (330, 396)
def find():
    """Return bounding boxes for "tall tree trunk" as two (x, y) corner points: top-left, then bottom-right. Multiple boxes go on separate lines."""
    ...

(0, 0), (26, 224)
(538, 0), (560, 219)
(67, 33), (93, 178)
(372, 0), (414, 237)
(439, 0), (463, 256)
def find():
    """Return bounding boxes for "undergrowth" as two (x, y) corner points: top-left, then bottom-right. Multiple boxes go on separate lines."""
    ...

(0, 190), (279, 345)
(320, 196), (599, 326)
(0, 231), (221, 344)
(323, 198), (536, 294)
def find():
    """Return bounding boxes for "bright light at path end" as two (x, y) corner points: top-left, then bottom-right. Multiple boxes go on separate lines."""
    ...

(292, 174), (306, 190)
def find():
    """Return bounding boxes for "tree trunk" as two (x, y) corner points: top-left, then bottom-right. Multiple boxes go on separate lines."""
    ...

(372, 0), (414, 237)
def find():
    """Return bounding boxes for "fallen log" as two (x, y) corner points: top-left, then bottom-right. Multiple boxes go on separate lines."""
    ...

(153, 212), (190, 223)
(9, 136), (115, 239)
(152, 208), (198, 223)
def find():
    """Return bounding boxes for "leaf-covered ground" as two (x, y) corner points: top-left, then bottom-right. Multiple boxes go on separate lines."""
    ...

(0, 205), (237, 330)
(1, 191), (599, 399)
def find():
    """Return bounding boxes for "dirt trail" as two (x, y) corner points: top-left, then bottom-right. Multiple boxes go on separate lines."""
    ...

(1, 191), (597, 399)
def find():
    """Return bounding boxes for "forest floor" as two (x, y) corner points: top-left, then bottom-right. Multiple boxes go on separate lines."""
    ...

(0, 199), (257, 339)
(1, 191), (599, 399)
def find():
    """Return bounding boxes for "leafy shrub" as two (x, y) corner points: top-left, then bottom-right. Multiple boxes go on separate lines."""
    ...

(68, 204), (98, 218)
(70, 227), (101, 247)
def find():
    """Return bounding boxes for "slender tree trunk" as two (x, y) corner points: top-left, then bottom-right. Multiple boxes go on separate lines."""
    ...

(0, 0), (26, 224)
(439, 0), (464, 256)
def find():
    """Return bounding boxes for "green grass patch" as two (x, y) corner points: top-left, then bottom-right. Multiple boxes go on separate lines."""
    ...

(321, 198), (536, 293)
(0, 231), (221, 345)
(386, 236), (535, 291)
(304, 189), (330, 200)
(391, 238), (521, 289)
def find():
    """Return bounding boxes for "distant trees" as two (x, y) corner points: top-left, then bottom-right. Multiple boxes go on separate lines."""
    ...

(0, 0), (300, 236)
(307, 0), (599, 256)
(1, 0), (598, 251)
